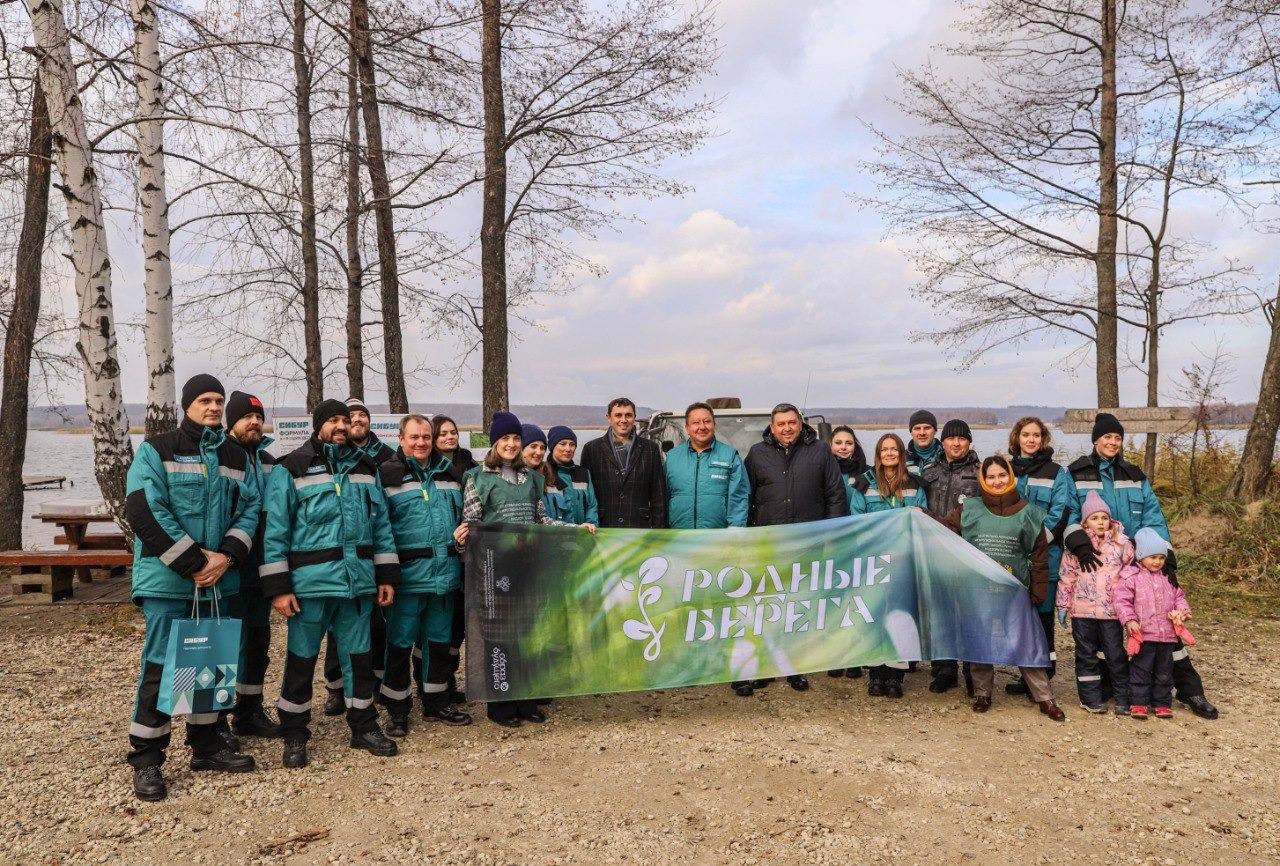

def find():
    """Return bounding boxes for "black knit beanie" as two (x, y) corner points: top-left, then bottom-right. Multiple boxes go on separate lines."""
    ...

(225, 391), (265, 429)
(908, 409), (937, 431)
(181, 374), (225, 410)
(940, 419), (972, 442)
(1091, 412), (1125, 442)
(312, 398), (351, 432)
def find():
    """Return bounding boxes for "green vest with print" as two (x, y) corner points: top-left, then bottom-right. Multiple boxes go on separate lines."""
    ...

(959, 497), (1045, 589)
(467, 468), (546, 525)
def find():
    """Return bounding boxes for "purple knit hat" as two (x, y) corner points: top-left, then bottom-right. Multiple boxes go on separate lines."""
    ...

(1081, 490), (1111, 522)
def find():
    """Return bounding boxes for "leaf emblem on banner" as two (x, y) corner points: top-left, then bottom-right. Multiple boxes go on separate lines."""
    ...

(622, 556), (667, 661)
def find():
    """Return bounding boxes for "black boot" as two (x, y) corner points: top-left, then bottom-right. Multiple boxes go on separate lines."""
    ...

(1181, 695), (1219, 720)
(928, 674), (957, 694)
(384, 714), (410, 738)
(232, 705), (282, 738)
(787, 675), (809, 692)
(190, 749), (255, 773)
(214, 717), (241, 753)
(731, 681), (754, 697)
(827, 669), (844, 678)
(1005, 679), (1030, 696)
(884, 677), (904, 699)
(424, 703), (473, 726)
(963, 663), (974, 698)
(867, 675), (885, 697)
(132, 766), (166, 802)
(282, 737), (308, 769)
(323, 689), (345, 716)
(446, 673), (466, 704)
(846, 667), (863, 678)
(350, 729), (398, 757)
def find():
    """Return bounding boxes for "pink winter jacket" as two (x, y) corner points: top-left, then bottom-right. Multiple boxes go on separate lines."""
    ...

(1111, 563), (1190, 643)
(1056, 526), (1133, 619)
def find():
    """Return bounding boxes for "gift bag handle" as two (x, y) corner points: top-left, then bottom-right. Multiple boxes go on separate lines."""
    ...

(191, 583), (223, 622)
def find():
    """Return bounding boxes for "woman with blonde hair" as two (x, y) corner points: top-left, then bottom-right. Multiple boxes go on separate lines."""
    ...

(849, 433), (927, 697)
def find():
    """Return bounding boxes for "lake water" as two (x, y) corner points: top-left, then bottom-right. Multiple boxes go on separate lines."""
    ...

(20, 426), (1253, 548)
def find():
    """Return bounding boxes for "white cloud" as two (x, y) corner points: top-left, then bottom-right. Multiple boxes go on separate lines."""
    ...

(722, 282), (786, 322)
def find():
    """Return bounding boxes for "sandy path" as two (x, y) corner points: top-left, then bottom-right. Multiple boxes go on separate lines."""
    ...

(1, 603), (1276, 865)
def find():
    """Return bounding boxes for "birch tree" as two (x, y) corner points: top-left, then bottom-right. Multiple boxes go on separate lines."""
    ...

(131, 0), (176, 435)
(25, 0), (133, 520)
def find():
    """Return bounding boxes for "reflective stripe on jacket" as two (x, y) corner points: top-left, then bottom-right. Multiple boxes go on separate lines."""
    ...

(259, 436), (400, 599)
(126, 417), (260, 602)
(849, 468), (927, 514)
(547, 462), (599, 525)
(378, 450), (463, 595)
(1012, 448), (1075, 613)
(1065, 453), (1169, 544)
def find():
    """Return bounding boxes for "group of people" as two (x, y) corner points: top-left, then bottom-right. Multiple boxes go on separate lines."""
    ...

(123, 379), (1218, 803)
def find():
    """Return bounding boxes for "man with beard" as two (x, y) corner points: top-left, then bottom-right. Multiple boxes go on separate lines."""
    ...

(261, 400), (400, 768)
(223, 391), (282, 739)
(319, 397), (395, 714)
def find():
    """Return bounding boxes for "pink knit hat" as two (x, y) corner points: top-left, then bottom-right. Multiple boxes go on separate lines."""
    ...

(1081, 490), (1111, 522)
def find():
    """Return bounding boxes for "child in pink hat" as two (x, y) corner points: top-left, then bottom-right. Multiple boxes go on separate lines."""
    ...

(1056, 490), (1135, 714)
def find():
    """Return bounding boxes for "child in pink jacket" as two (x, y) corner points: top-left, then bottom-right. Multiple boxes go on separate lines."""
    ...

(1056, 491), (1134, 714)
(1112, 528), (1191, 720)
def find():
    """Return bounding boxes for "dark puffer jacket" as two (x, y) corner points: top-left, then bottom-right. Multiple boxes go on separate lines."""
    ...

(744, 424), (849, 526)
(580, 433), (667, 528)
(920, 449), (981, 520)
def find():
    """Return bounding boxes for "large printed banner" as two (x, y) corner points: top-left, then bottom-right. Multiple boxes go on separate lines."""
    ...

(464, 509), (1050, 702)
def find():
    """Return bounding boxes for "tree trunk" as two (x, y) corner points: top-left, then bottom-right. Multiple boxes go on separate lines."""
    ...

(0, 80), (52, 550)
(292, 0), (324, 409)
(480, 0), (509, 423)
(351, 0), (407, 412)
(344, 16), (364, 400)
(26, 0), (134, 524)
(1228, 285), (1280, 502)
(1095, 0), (1120, 407)
(132, 0), (177, 437)
(1143, 270), (1160, 479)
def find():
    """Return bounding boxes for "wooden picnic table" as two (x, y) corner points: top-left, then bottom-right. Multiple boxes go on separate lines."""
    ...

(2, 550), (133, 603)
(31, 510), (120, 583)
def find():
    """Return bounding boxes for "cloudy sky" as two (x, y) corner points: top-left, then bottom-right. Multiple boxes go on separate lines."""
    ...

(90, 0), (1277, 412)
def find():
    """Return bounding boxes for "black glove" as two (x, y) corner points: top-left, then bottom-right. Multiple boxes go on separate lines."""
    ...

(1162, 548), (1179, 588)
(1064, 528), (1101, 573)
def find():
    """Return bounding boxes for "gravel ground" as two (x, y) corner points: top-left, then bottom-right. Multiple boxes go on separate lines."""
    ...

(1, 602), (1277, 866)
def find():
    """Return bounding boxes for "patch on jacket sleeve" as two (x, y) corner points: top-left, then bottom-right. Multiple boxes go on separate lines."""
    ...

(305, 464), (327, 475)
(174, 454), (201, 463)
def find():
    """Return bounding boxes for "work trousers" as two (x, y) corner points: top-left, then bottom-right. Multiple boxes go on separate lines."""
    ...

(380, 591), (455, 716)
(323, 603), (386, 692)
(126, 596), (227, 769)
(230, 582), (272, 713)
(278, 596), (380, 741)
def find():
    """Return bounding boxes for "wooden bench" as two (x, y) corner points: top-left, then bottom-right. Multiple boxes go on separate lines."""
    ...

(1, 550), (133, 604)
(53, 532), (129, 551)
